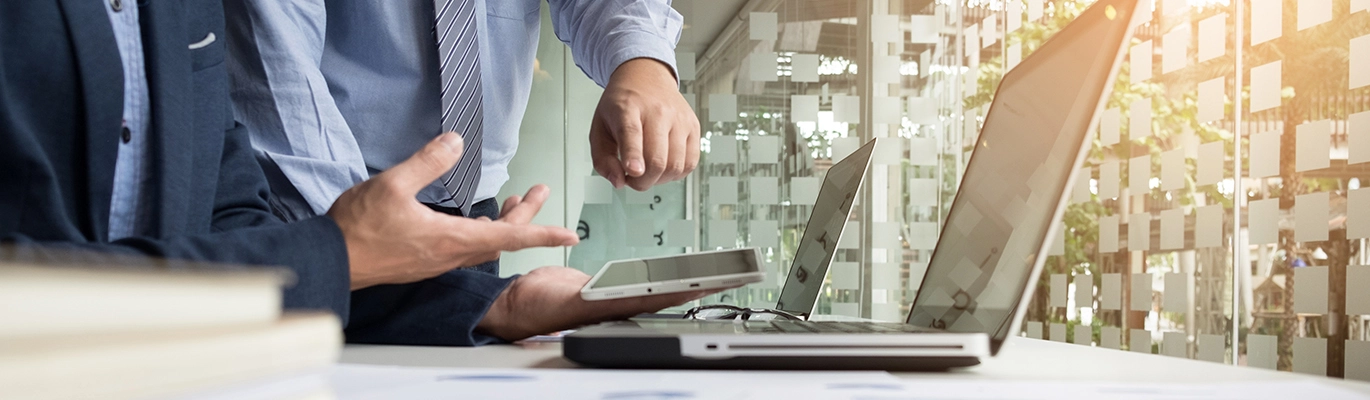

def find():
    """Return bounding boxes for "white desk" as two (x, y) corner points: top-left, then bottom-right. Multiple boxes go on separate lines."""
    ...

(342, 338), (1370, 394)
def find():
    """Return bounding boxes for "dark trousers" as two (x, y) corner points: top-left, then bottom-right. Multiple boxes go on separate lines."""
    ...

(424, 198), (500, 275)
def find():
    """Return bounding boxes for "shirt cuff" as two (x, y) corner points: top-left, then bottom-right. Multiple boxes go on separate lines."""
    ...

(599, 30), (680, 87)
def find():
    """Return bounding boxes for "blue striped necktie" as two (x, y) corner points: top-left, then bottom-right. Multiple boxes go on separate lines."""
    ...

(434, 0), (483, 214)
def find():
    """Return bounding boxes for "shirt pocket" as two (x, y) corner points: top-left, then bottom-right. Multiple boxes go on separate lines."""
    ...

(485, 0), (539, 20)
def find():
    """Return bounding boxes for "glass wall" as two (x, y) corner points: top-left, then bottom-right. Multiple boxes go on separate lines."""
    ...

(510, 0), (1370, 380)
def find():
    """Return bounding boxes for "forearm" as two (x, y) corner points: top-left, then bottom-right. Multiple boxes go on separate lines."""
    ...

(549, 0), (684, 87)
(346, 269), (515, 346)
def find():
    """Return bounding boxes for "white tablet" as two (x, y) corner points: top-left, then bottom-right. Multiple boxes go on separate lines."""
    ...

(580, 248), (765, 301)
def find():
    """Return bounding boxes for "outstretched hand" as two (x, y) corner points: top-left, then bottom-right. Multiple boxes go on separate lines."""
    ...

(328, 132), (580, 290)
(477, 266), (729, 341)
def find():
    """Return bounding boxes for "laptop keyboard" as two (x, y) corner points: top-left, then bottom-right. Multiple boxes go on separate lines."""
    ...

(749, 321), (937, 334)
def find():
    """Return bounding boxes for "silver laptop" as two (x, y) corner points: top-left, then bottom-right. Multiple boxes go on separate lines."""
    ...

(631, 124), (877, 321)
(565, 0), (1141, 370)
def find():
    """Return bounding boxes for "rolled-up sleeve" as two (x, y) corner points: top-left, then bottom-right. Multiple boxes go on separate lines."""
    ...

(224, 0), (370, 217)
(548, 0), (684, 87)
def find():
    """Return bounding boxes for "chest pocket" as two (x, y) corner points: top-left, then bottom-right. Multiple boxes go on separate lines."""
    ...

(485, 0), (539, 20)
(185, 0), (226, 71)
(182, 0), (233, 133)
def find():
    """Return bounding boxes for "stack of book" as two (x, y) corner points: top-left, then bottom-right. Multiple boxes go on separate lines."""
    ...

(0, 253), (340, 399)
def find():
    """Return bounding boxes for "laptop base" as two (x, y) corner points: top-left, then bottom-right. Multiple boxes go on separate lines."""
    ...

(564, 336), (981, 371)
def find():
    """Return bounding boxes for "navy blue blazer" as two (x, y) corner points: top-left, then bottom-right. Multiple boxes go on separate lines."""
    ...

(0, 0), (508, 345)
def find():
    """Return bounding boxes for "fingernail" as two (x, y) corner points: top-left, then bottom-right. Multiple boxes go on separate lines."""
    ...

(438, 132), (463, 154)
(627, 159), (644, 175)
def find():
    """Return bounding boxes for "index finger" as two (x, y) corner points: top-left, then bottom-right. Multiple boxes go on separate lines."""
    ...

(469, 221), (580, 251)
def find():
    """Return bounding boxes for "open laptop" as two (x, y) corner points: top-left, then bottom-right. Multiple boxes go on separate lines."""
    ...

(565, 0), (1141, 370)
(635, 138), (876, 319)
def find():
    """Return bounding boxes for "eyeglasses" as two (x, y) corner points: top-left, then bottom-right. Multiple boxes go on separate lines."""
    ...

(682, 304), (803, 321)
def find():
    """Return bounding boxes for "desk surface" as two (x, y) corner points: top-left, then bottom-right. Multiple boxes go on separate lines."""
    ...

(342, 338), (1370, 394)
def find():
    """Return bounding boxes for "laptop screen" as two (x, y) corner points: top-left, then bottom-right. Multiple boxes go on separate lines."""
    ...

(906, 0), (1137, 350)
(775, 141), (875, 316)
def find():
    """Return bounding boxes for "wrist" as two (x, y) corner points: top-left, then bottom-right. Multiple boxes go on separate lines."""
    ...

(610, 57), (677, 86)
(476, 277), (519, 340)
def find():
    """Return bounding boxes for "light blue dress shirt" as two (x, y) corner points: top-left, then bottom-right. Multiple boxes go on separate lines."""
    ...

(104, 0), (155, 240)
(227, 0), (683, 216)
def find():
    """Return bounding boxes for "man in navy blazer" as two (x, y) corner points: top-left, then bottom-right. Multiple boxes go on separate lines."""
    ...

(0, 0), (708, 344)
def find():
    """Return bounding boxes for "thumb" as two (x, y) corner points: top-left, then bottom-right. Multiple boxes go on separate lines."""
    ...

(375, 132), (464, 195)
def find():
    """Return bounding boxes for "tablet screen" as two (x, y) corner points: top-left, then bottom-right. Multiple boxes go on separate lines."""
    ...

(589, 249), (759, 289)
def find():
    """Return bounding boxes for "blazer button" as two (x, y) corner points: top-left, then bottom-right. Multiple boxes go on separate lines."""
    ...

(121, 127), (132, 144)
(110, 0), (123, 12)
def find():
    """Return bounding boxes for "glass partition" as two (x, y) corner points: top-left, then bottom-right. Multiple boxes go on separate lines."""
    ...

(509, 0), (1370, 380)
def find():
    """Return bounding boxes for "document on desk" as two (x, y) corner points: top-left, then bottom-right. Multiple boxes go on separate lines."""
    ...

(330, 364), (900, 399)
(331, 365), (1367, 399)
(761, 380), (1368, 400)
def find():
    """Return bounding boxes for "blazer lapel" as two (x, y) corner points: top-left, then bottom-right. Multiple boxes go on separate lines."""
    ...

(56, 0), (123, 242)
(139, 0), (191, 237)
